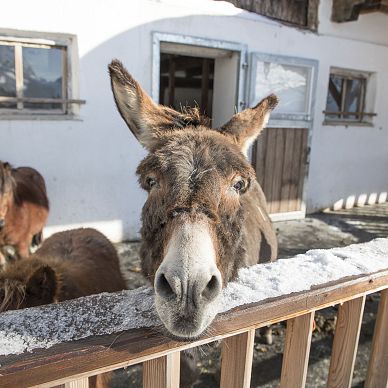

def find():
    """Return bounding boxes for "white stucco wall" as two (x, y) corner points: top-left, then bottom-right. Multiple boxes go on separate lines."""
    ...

(0, 0), (387, 241)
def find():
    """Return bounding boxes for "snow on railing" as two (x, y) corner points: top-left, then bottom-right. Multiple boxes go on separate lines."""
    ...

(1, 238), (388, 388)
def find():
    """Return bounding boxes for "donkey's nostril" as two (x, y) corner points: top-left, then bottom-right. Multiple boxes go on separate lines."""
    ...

(155, 273), (176, 299)
(0, 219), (4, 230)
(201, 275), (221, 302)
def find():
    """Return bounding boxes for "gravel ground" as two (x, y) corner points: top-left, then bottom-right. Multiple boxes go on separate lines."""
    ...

(110, 203), (388, 388)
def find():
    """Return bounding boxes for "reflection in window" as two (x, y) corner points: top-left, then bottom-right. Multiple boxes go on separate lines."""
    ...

(254, 61), (310, 115)
(0, 45), (17, 109)
(325, 72), (366, 122)
(0, 42), (68, 114)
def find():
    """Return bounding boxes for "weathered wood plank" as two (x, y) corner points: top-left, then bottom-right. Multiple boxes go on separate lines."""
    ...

(253, 129), (268, 187)
(143, 351), (180, 388)
(279, 129), (295, 213)
(270, 129), (286, 213)
(287, 128), (304, 212)
(280, 312), (314, 388)
(220, 329), (255, 388)
(365, 289), (388, 388)
(296, 128), (308, 211)
(64, 377), (88, 388)
(263, 128), (276, 212)
(327, 296), (366, 388)
(0, 271), (387, 388)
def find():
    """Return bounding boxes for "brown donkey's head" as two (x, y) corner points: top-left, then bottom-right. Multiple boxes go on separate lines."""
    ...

(109, 60), (278, 339)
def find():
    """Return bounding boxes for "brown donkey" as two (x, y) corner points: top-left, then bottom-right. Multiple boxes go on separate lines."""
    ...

(0, 227), (126, 388)
(0, 161), (49, 265)
(0, 228), (126, 312)
(109, 60), (278, 339)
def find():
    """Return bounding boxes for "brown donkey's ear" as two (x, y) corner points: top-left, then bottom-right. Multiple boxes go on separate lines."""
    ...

(217, 95), (279, 156)
(26, 265), (57, 307)
(109, 59), (204, 150)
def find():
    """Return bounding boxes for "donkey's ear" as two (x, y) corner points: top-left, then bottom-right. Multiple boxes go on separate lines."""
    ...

(26, 265), (57, 306)
(217, 95), (279, 156)
(109, 59), (196, 150)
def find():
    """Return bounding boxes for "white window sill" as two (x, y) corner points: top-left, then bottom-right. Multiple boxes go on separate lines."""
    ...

(322, 120), (374, 128)
(0, 114), (83, 121)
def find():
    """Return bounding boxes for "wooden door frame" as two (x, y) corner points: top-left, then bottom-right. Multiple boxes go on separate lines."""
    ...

(152, 32), (248, 111)
(249, 53), (319, 221)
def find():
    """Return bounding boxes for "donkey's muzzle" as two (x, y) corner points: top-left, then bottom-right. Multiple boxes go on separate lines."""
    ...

(155, 269), (222, 307)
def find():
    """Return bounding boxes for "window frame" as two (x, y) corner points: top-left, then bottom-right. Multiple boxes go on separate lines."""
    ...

(323, 67), (376, 126)
(0, 29), (82, 119)
(249, 53), (318, 125)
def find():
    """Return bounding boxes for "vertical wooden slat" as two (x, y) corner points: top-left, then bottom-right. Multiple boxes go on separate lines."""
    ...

(201, 58), (210, 115)
(64, 377), (88, 388)
(279, 129), (295, 213)
(327, 296), (366, 388)
(287, 128), (303, 212)
(270, 128), (286, 213)
(143, 351), (180, 388)
(365, 290), (388, 388)
(220, 329), (255, 388)
(280, 312), (314, 388)
(263, 129), (277, 213)
(168, 56), (175, 107)
(296, 128), (308, 211)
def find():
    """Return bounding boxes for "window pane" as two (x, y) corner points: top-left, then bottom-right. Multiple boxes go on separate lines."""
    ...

(344, 78), (362, 119)
(0, 45), (17, 109)
(254, 61), (310, 114)
(23, 46), (63, 109)
(326, 75), (343, 120)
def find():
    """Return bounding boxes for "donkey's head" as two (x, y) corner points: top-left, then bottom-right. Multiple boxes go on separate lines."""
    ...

(0, 162), (14, 232)
(109, 60), (278, 339)
(0, 259), (57, 312)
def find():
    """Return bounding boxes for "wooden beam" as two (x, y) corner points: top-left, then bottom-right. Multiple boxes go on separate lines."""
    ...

(143, 352), (180, 388)
(220, 329), (255, 388)
(332, 0), (388, 22)
(365, 289), (388, 388)
(0, 271), (387, 387)
(280, 312), (314, 388)
(327, 296), (366, 388)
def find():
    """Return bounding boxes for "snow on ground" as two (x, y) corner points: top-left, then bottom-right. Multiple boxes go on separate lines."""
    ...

(0, 238), (387, 357)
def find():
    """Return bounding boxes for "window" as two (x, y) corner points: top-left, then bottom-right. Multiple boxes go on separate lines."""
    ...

(0, 30), (82, 117)
(250, 53), (317, 122)
(324, 69), (375, 124)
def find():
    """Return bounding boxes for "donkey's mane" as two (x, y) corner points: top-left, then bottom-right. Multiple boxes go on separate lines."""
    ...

(172, 106), (211, 129)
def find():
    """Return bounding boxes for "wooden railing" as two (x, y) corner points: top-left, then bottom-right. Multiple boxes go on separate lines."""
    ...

(1, 267), (387, 388)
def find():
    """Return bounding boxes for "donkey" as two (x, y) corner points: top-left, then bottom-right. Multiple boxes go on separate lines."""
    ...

(0, 227), (126, 388)
(109, 60), (278, 340)
(0, 161), (49, 266)
(0, 228), (127, 312)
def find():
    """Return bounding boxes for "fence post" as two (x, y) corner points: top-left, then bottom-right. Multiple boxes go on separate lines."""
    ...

(64, 378), (88, 388)
(280, 312), (314, 388)
(143, 351), (180, 388)
(220, 329), (255, 388)
(365, 289), (388, 388)
(327, 295), (365, 388)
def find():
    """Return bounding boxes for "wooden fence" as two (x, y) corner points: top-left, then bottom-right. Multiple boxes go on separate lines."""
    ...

(1, 269), (388, 388)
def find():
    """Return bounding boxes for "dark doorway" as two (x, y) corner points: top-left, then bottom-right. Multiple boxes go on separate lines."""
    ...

(159, 54), (215, 118)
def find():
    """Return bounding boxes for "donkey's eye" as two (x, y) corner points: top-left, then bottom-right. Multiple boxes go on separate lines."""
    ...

(233, 179), (246, 193)
(146, 177), (158, 189)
